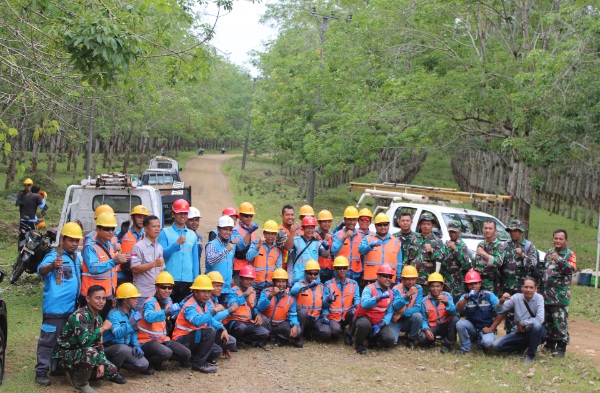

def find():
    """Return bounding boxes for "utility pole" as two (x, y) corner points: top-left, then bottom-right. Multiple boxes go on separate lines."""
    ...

(242, 77), (258, 171)
(86, 91), (95, 179)
(307, 6), (352, 205)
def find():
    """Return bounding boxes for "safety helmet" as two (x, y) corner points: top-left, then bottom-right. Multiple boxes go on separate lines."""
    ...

(94, 204), (116, 220)
(155, 271), (175, 285)
(377, 264), (394, 276)
(39, 190), (47, 199)
(317, 210), (333, 221)
(61, 222), (83, 239)
(23, 178), (34, 185)
(401, 265), (418, 278)
(239, 265), (256, 279)
(96, 211), (117, 227)
(464, 269), (482, 283)
(115, 283), (142, 299)
(188, 207), (202, 219)
(272, 268), (288, 280)
(239, 202), (256, 215)
(130, 205), (149, 216)
(358, 208), (373, 218)
(428, 272), (445, 283)
(263, 220), (279, 233)
(190, 275), (214, 290)
(304, 260), (320, 271)
(374, 213), (391, 224)
(343, 206), (359, 219)
(217, 215), (235, 228)
(301, 216), (317, 227)
(172, 199), (190, 214)
(37, 221), (46, 230)
(207, 271), (225, 284)
(299, 205), (315, 216)
(333, 255), (349, 267)
(222, 207), (239, 218)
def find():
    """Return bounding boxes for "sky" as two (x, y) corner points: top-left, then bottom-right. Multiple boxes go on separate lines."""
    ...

(204, 1), (277, 76)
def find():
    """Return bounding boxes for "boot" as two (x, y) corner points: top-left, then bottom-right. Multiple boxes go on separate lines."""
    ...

(34, 371), (51, 386)
(70, 369), (98, 393)
(542, 340), (556, 353)
(555, 342), (567, 358)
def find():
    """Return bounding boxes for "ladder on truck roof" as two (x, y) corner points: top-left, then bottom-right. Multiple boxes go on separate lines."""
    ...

(349, 182), (511, 206)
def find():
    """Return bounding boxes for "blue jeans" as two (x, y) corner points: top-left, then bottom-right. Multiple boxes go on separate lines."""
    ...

(492, 320), (546, 358)
(456, 319), (495, 351)
(389, 313), (422, 344)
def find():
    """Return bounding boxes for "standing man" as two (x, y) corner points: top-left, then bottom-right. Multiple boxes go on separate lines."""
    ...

(19, 185), (47, 241)
(288, 216), (330, 285)
(419, 272), (458, 353)
(441, 220), (472, 301)
(232, 202), (260, 280)
(473, 220), (506, 293)
(316, 210), (335, 283)
(205, 215), (239, 305)
(390, 265), (423, 349)
(16, 178), (34, 215)
(279, 204), (300, 270)
(359, 213), (402, 284)
(186, 207), (204, 265)
(541, 229), (576, 357)
(332, 206), (364, 284)
(158, 199), (199, 304)
(357, 208), (374, 236)
(394, 212), (414, 262)
(246, 220), (282, 295)
(130, 215), (165, 309)
(116, 205), (148, 285)
(34, 223), (83, 386)
(405, 213), (444, 291)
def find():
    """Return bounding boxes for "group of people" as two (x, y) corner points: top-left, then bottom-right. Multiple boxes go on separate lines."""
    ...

(32, 197), (576, 392)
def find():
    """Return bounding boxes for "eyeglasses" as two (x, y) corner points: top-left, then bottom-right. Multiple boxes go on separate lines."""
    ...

(240, 213), (253, 218)
(334, 266), (348, 270)
(99, 226), (116, 232)
(306, 271), (319, 276)
(359, 218), (371, 223)
(157, 285), (173, 290)
(379, 274), (393, 279)
(375, 223), (390, 227)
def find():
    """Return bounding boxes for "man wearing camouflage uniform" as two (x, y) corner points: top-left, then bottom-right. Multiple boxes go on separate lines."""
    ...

(53, 285), (126, 393)
(405, 213), (444, 293)
(473, 220), (505, 293)
(441, 220), (471, 301)
(394, 212), (414, 261)
(541, 229), (576, 358)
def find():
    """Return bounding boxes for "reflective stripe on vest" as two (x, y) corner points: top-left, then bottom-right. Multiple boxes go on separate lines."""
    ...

(336, 231), (364, 274)
(224, 287), (255, 323)
(423, 296), (451, 327)
(354, 284), (393, 325)
(81, 243), (117, 297)
(262, 289), (293, 325)
(137, 298), (171, 343)
(252, 245), (280, 286)
(172, 297), (208, 340)
(326, 279), (358, 322)
(363, 235), (400, 281)
(296, 283), (323, 318)
(392, 283), (416, 316)
(234, 226), (256, 271)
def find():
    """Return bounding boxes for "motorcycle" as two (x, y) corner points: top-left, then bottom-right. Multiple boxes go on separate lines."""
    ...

(10, 223), (57, 284)
(198, 148), (205, 156)
(221, 147), (226, 154)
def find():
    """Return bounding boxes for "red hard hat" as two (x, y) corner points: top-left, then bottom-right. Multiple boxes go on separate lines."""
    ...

(301, 216), (317, 227)
(464, 269), (482, 283)
(222, 207), (239, 218)
(172, 199), (190, 213)
(239, 265), (256, 279)
(377, 264), (394, 276)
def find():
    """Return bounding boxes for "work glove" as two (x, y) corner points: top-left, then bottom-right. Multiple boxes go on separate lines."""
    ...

(369, 240), (382, 248)
(276, 229), (288, 248)
(378, 291), (390, 301)
(129, 311), (142, 331)
(307, 281), (319, 289)
(132, 345), (144, 358)
(247, 223), (259, 234)
(372, 324), (382, 336)
(320, 241), (330, 250)
(169, 303), (181, 316)
(466, 290), (477, 300)
(322, 317), (330, 325)
(327, 292), (337, 303)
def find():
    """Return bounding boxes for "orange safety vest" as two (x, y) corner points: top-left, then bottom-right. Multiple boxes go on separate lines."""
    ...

(422, 295), (451, 327)
(392, 283), (416, 316)
(295, 282), (323, 318)
(252, 244), (281, 286)
(118, 230), (140, 273)
(325, 279), (358, 322)
(234, 226), (256, 271)
(261, 288), (294, 325)
(363, 235), (401, 281)
(335, 230), (364, 274)
(224, 286), (256, 323)
(317, 233), (333, 270)
(279, 224), (290, 271)
(81, 243), (117, 297)
(137, 297), (171, 343)
(172, 296), (209, 341)
(354, 284), (393, 325)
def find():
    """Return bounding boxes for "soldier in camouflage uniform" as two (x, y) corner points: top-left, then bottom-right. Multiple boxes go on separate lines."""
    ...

(394, 212), (414, 260)
(541, 229), (576, 357)
(405, 213), (444, 294)
(500, 219), (539, 332)
(441, 220), (472, 301)
(53, 285), (126, 393)
(473, 220), (505, 293)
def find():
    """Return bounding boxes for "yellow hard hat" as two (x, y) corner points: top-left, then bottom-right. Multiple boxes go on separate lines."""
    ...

(61, 222), (83, 239)
(428, 272), (444, 284)
(37, 221), (46, 230)
(343, 206), (359, 219)
(374, 213), (390, 225)
(305, 260), (320, 271)
(115, 283), (142, 299)
(96, 211), (117, 227)
(358, 208), (373, 218)
(155, 271), (175, 285)
(263, 220), (279, 233)
(190, 275), (214, 290)
(401, 265), (418, 278)
(130, 205), (149, 216)
(94, 204), (116, 220)
(272, 268), (289, 280)
(299, 205), (315, 216)
(207, 271), (225, 284)
(333, 255), (349, 267)
(239, 202), (255, 215)
(317, 210), (333, 221)
(23, 178), (33, 185)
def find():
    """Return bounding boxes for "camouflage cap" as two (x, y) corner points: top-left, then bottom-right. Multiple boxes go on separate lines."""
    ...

(506, 219), (525, 232)
(447, 220), (462, 232)
(418, 213), (435, 225)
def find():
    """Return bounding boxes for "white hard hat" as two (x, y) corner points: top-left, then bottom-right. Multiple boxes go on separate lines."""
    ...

(188, 207), (202, 219)
(217, 215), (235, 228)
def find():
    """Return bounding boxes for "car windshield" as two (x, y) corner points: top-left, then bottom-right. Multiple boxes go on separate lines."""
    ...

(92, 195), (142, 213)
(442, 213), (509, 241)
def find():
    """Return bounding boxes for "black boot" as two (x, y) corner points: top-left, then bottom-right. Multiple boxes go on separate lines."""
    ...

(556, 342), (566, 358)
(35, 371), (51, 386)
(543, 340), (556, 353)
